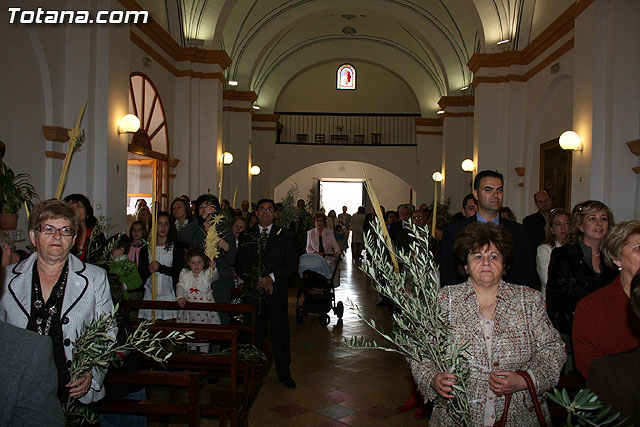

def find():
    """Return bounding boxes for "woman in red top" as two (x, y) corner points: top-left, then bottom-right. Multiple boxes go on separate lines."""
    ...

(572, 220), (640, 378)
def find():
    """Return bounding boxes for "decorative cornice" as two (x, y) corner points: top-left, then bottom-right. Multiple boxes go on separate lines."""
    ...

(45, 150), (65, 159)
(467, 0), (593, 73)
(252, 114), (280, 123)
(442, 112), (474, 118)
(131, 32), (225, 82)
(626, 139), (640, 156)
(472, 38), (573, 87)
(252, 126), (278, 131)
(414, 117), (443, 127)
(223, 90), (258, 103)
(416, 131), (443, 135)
(42, 126), (70, 142)
(223, 106), (253, 113)
(438, 96), (474, 109)
(119, 0), (231, 69)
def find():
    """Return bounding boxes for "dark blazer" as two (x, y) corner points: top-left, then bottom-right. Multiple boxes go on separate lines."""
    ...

(586, 346), (640, 426)
(546, 242), (618, 335)
(440, 215), (537, 288)
(235, 224), (298, 379)
(236, 224), (297, 289)
(0, 321), (64, 426)
(522, 211), (547, 251)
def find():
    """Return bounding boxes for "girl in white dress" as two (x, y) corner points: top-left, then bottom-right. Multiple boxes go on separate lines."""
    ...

(176, 248), (221, 324)
(139, 212), (179, 320)
(176, 248), (221, 352)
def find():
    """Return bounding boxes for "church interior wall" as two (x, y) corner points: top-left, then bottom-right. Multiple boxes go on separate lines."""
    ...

(0, 21), (48, 233)
(529, 0), (576, 41)
(275, 61), (420, 114)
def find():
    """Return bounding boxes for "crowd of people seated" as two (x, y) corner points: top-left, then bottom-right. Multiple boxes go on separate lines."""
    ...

(1, 171), (639, 425)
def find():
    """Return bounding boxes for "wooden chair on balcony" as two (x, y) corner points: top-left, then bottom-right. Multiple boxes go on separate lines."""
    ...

(371, 133), (382, 145)
(354, 134), (365, 144)
(296, 134), (308, 143)
(314, 134), (325, 144)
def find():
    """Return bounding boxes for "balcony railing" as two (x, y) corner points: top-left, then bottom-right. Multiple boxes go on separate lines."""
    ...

(276, 112), (418, 146)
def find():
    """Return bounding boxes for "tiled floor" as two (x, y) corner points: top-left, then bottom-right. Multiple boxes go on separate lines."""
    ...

(245, 253), (427, 426)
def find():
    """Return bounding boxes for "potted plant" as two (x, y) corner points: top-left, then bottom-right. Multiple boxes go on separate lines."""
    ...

(0, 163), (38, 230)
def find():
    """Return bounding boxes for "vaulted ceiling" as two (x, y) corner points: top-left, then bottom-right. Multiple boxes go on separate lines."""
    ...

(139, 0), (575, 115)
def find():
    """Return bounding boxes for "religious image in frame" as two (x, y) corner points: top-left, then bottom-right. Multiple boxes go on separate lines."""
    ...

(540, 138), (572, 210)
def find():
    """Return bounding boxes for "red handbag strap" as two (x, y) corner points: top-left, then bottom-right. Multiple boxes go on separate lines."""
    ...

(492, 370), (547, 427)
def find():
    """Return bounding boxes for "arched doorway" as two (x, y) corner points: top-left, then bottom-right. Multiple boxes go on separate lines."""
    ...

(274, 161), (416, 212)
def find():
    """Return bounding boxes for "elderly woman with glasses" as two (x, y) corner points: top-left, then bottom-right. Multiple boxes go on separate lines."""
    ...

(0, 199), (114, 405)
(412, 222), (564, 426)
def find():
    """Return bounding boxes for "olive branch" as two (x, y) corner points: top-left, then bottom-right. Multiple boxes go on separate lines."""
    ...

(345, 218), (471, 426)
(64, 304), (194, 425)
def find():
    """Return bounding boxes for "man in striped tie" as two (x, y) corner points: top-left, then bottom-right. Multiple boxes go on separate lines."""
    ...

(236, 199), (298, 388)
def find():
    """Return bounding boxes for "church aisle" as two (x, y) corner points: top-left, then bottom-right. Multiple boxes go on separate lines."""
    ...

(246, 254), (424, 426)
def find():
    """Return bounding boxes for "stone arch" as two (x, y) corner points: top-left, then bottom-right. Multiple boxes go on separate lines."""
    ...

(274, 160), (416, 211)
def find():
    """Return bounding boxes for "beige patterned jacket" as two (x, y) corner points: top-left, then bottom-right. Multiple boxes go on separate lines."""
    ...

(411, 281), (565, 426)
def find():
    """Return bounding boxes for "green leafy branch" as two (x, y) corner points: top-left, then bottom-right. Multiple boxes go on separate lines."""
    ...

(546, 388), (627, 426)
(64, 304), (194, 425)
(345, 218), (471, 426)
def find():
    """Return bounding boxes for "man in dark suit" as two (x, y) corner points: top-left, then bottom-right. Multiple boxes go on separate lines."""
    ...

(522, 190), (552, 251)
(388, 204), (413, 241)
(440, 170), (536, 288)
(236, 198), (298, 388)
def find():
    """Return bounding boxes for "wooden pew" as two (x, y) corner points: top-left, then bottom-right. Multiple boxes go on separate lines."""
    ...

(124, 300), (261, 402)
(122, 300), (263, 426)
(99, 370), (202, 427)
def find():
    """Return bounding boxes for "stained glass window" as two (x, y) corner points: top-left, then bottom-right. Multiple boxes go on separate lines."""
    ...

(337, 64), (356, 90)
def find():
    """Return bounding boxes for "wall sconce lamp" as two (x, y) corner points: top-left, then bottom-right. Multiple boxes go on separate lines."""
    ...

(220, 152), (234, 165)
(431, 172), (443, 237)
(119, 114), (140, 134)
(559, 131), (582, 151)
(250, 165), (261, 176)
(461, 159), (475, 172)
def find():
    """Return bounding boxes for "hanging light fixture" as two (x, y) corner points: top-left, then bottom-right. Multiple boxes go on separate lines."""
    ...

(250, 165), (261, 176)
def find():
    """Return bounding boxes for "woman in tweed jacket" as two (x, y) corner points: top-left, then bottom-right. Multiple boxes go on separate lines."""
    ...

(412, 222), (565, 426)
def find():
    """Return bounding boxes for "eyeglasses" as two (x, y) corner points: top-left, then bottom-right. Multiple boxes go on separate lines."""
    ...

(36, 224), (76, 236)
(258, 207), (274, 213)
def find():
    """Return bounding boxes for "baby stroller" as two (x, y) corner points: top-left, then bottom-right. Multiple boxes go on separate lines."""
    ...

(296, 253), (344, 326)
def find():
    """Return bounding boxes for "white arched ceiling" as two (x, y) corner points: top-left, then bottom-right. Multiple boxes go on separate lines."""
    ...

(219, 0), (478, 114)
(148, 1), (576, 115)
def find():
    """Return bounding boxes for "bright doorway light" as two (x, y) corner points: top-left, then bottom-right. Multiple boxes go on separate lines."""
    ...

(319, 181), (363, 215)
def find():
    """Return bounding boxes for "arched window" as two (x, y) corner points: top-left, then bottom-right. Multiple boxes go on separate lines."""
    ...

(127, 73), (172, 211)
(129, 73), (169, 154)
(337, 64), (356, 90)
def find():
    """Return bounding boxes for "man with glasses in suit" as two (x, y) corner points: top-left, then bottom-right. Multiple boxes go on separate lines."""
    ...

(236, 199), (298, 388)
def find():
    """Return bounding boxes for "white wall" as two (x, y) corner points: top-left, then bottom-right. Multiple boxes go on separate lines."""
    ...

(276, 61), (420, 113)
